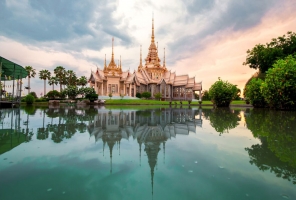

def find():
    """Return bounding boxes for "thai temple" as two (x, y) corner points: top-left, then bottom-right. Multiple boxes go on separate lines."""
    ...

(88, 17), (202, 100)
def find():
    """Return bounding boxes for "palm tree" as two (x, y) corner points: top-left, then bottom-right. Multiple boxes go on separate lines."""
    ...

(25, 66), (36, 94)
(78, 76), (88, 87)
(66, 70), (77, 87)
(48, 76), (58, 91)
(54, 66), (66, 92)
(39, 70), (51, 96)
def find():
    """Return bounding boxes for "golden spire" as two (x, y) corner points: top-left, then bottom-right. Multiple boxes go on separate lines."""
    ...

(112, 37), (114, 61)
(151, 14), (155, 43)
(163, 48), (166, 68)
(140, 45), (143, 66)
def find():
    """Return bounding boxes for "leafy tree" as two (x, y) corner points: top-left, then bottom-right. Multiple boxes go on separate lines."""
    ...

(142, 91), (151, 99)
(25, 66), (36, 94)
(154, 92), (162, 100)
(245, 78), (266, 107)
(29, 91), (37, 98)
(209, 78), (238, 107)
(39, 69), (51, 96)
(261, 55), (296, 109)
(202, 90), (210, 100)
(244, 31), (296, 73)
(63, 86), (79, 99)
(78, 76), (88, 87)
(54, 66), (66, 92)
(79, 87), (96, 97)
(46, 90), (60, 99)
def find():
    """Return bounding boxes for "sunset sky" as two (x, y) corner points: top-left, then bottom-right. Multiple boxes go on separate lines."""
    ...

(1, 0), (296, 96)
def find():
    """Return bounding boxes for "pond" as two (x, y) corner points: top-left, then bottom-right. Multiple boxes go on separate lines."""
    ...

(0, 105), (295, 200)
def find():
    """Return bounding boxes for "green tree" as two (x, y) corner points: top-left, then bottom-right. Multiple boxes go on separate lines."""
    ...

(209, 78), (238, 107)
(261, 55), (296, 109)
(24, 66), (36, 94)
(39, 69), (51, 96)
(54, 66), (66, 92)
(202, 90), (210, 100)
(136, 92), (142, 98)
(78, 76), (88, 87)
(63, 86), (79, 99)
(66, 70), (77, 86)
(142, 91), (151, 99)
(25, 94), (35, 104)
(244, 31), (296, 73)
(48, 76), (58, 91)
(245, 78), (266, 107)
(46, 90), (60, 99)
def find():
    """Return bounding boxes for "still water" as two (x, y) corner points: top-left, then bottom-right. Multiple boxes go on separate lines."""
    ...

(0, 105), (295, 200)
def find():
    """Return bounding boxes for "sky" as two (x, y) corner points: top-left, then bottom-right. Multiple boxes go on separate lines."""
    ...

(0, 0), (296, 96)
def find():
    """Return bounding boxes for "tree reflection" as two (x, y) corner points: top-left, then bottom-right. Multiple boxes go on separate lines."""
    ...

(204, 108), (241, 135)
(245, 109), (296, 184)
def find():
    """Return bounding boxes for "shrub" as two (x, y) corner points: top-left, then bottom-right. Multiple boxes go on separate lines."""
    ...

(142, 91), (151, 99)
(154, 92), (162, 100)
(244, 78), (266, 107)
(209, 78), (238, 107)
(86, 93), (98, 102)
(46, 90), (60, 99)
(25, 94), (35, 104)
(63, 86), (79, 99)
(79, 87), (96, 97)
(108, 93), (112, 99)
(29, 92), (37, 98)
(136, 92), (142, 98)
(261, 55), (296, 109)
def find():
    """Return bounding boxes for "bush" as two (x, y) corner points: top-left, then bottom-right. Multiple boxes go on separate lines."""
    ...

(63, 86), (79, 99)
(136, 92), (142, 98)
(29, 91), (37, 98)
(245, 78), (266, 107)
(46, 90), (60, 99)
(142, 91), (151, 99)
(25, 94), (35, 104)
(79, 87), (96, 97)
(261, 55), (296, 109)
(108, 93), (112, 99)
(86, 93), (98, 102)
(154, 92), (162, 100)
(209, 78), (238, 107)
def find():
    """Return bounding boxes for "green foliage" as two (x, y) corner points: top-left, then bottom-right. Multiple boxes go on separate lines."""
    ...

(29, 92), (37, 98)
(202, 90), (210, 100)
(46, 90), (60, 99)
(154, 92), (162, 100)
(245, 78), (266, 107)
(204, 108), (240, 135)
(244, 31), (296, 73)
(209, 78), (238, 107)
(261, 56), (296, 109)
(108, 93), (112, 99)
(245, 109), (296, 183)
(86, 93), (98, 102)
(35, 97), (47, 102)
(79, 87), (96, 97)
(63, 86), (79, 99)
(136, 92), (142, 98)
(25, 94), (35, 104)
(142, 91), (151, 99)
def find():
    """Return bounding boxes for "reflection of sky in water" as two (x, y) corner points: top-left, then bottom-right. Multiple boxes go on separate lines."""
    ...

(0, 107), (295, 200)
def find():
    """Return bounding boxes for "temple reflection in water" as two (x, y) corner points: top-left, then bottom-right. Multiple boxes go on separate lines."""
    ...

(87, 108), (202, 194)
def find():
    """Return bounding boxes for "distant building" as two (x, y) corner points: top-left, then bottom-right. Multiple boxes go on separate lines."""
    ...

(88, 18), (202, 100)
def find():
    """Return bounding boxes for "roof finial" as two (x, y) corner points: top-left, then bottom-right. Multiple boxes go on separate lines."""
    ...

(140, 45), (142, 66)
(163, 48), (166, 68)
(151, 14), (155, 43)
(111, 37), (114, 62)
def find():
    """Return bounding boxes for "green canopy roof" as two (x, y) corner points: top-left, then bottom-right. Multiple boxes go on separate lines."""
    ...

(0, 56), (28, 80)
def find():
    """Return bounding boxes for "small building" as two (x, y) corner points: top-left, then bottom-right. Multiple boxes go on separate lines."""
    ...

(89, 18), (202, 100)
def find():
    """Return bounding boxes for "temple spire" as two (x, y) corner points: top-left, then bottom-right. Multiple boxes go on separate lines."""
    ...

(104, 54), (107, 70)
(151, 15), (155, 43)
(120, 55), (122, 69)
(112, 37), (114, 61)
(163, 48), (166, 68)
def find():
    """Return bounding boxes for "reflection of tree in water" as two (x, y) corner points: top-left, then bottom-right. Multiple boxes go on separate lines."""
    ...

(204, 108), (240, 135)
(245, 109), (296, 184)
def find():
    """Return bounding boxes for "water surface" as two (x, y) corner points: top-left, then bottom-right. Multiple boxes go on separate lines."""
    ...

(0, 106), (295, 200)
